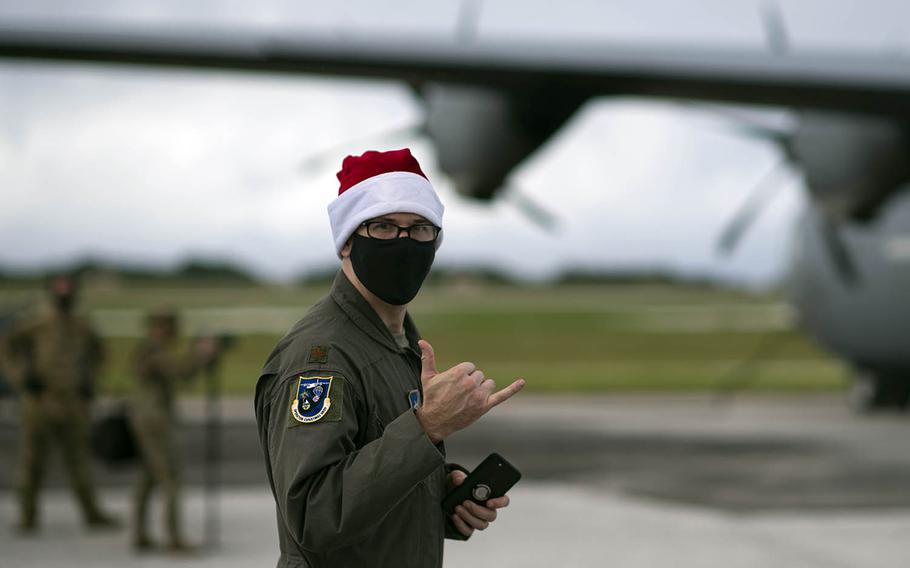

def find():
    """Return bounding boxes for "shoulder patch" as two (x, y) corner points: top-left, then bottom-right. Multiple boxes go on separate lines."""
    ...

(307, 345), (330, 364)
(289, 375), (343, 426)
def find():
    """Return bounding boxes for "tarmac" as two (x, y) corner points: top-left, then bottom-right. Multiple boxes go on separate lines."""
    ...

(1, 393), (909, 567)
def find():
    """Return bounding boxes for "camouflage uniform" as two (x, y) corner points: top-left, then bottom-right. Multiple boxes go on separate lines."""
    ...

(130, 335), (208, 548)
(1, 309), (110, 530)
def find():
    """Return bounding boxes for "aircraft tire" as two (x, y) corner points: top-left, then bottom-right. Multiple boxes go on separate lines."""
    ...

(848, 369), (910, 413)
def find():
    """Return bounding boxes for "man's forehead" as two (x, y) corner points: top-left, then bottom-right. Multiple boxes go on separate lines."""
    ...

(370, 212), (430, 224)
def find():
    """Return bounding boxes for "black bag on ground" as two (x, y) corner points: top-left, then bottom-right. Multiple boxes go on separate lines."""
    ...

(92, 405), (138, 465)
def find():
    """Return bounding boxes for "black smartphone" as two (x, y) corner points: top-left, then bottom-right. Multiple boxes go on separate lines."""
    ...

(441, 453), (522, 515)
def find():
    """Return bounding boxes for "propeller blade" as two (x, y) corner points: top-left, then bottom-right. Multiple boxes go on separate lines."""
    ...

(456, 0), (483, 44)
(695, 105), (794, 150)
(725, 121), (792, 152)
(818, 216), (861, 286)
(716, 161), (790, 255)
(504, 187), (560, 233)
(760, 0), (790, 55)
(682, 101), (797, 164)
(299, 122), (424, 175)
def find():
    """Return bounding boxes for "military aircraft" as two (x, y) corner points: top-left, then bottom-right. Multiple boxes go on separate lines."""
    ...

(1, 5), (909, 409)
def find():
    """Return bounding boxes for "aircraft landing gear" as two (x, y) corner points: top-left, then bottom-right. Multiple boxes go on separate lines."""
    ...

(848, 369), (910, 413)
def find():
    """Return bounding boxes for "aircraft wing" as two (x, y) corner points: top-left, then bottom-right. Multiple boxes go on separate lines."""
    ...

(1, 23), (910, 116)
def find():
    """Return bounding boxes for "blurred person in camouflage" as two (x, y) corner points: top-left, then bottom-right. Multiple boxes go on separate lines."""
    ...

(0, 273), (119, 533)
(130, 309), (218, 553)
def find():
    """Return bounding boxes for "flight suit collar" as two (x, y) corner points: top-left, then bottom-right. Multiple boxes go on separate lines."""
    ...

(330, 270), (421, 356)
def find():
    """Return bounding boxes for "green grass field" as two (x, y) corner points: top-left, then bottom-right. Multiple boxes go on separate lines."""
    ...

(0, 280), (848, 396)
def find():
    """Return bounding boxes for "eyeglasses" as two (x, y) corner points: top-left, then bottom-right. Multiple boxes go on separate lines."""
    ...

(360, 221), (440, 242)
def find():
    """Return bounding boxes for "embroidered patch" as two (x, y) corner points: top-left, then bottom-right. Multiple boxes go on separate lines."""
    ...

(407, 389), (421, 409)
(307, 345), (330, 364)
(291, 376), (333, 424)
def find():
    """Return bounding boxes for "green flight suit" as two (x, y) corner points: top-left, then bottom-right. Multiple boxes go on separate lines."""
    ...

(255, 271), (463, 568)
(130, 338), (208, 547)
(0, 310), (107, 529)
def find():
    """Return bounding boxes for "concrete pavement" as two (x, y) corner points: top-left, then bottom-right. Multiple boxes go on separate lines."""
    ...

(2, 484), (908, 568)
(1, 393), (909, 566)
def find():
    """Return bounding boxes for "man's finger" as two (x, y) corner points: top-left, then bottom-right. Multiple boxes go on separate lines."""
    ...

(486, 378), (526, 409)
(463, 500), (498, 522)
(418, 340), (437, 380)
(456, 361), (477, 376)
(455, 505), (489, 530)
(449, 470), (467, 487)
(479, 378), (496, 397)
(486, 495), (510, 509)
(451, 514), (474, 538)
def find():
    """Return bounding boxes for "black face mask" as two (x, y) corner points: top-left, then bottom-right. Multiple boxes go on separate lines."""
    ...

(350, 234), (435, 306)
(54, 294), (75, 314)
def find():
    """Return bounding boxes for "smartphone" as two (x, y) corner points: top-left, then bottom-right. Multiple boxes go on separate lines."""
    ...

(441, 453), (522, 515)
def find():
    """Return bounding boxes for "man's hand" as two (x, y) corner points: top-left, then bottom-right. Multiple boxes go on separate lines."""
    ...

(447, 469), (510, 538)
(415, 339), (525, 443)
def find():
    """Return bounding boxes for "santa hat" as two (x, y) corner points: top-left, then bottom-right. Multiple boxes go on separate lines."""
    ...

(327, 148), (444, 257)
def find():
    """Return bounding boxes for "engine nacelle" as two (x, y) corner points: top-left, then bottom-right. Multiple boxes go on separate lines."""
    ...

(793, 112), (910, 222)
(421, 82), (582, 200)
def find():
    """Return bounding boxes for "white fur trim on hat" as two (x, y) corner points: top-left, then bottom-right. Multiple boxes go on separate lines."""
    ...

(327, 171), (445, 257)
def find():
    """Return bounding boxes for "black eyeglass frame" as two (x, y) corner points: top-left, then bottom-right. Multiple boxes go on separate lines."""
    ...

(359, 220), (441, 242)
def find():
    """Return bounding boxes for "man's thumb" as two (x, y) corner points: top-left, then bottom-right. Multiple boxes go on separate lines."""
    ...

(418, 339), (438, 379)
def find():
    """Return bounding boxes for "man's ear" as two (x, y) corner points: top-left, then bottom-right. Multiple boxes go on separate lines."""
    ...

(340, 237), (353, 258)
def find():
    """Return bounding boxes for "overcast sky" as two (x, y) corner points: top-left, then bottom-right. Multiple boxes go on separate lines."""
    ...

(1, 0), (908, 286)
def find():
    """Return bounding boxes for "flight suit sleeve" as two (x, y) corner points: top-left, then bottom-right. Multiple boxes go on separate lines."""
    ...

(266, 369), (446, 553)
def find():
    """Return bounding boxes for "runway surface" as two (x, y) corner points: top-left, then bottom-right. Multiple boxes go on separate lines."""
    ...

(1, 393), (908, 566)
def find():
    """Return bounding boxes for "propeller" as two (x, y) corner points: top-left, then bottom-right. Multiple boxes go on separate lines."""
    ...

(716, 159), (792, 256)
(701, 106), (862, 286)
(502, 185), (560, 233)
(817, 215), (860, 285)
(300, 0), (487, 174)
(298, 122), (560, 232)
(298, 122), (425, 176)
(709, 2), (859, 284)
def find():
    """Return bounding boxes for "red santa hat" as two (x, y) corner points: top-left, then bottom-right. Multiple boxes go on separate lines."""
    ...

(328, 148), (445, 257)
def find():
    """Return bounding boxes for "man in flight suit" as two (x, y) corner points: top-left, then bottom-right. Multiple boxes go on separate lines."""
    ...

(1, 273), (119, 533)
(255, 149), (526, 567)
(130, 310), (218, 552)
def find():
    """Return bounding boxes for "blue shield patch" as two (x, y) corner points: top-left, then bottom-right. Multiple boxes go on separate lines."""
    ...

(291, 376), (333, 424)
(407, 389), (421, 409)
